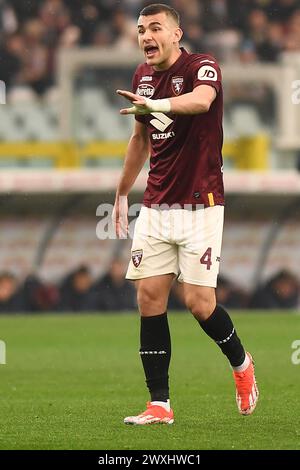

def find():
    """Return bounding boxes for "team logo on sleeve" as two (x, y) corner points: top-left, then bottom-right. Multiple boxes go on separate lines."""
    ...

(198, 65), (217, 81)
(171, 76), (184, 95)
(132, 249), (143, 268)
(137, 83), (155, 97)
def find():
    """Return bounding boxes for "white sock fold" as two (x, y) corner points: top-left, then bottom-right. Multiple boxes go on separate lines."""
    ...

(232, 353), (250, 372)
(151, 399), (170, 412)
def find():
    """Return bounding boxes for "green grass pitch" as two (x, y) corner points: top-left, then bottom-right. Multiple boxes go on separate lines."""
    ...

(0, 312), (299, 450)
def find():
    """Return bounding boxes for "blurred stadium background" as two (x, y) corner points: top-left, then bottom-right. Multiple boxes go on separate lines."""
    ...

(0, 0), (300, 312)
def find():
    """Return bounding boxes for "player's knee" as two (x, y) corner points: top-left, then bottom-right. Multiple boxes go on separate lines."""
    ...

(185, 293), (215, 321)
(137, 284), (166, 316)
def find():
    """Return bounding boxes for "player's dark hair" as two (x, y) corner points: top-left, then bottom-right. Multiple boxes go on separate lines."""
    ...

(139, 3), (180, 25)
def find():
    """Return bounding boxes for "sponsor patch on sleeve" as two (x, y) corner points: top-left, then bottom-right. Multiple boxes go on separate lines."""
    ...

(197, 65), (218, 82)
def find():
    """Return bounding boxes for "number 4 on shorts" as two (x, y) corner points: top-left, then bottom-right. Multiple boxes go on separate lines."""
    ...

(200, 247), (212, 270)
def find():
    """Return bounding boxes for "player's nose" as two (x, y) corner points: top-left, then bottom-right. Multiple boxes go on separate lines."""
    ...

(143, 29), (153, 41)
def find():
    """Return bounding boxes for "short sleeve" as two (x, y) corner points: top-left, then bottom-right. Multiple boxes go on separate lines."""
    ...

(189, 56), (222, 94)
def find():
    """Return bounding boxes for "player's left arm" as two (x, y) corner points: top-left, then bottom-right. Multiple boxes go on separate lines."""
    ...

(169, 85), (216, 114)
(117, 84), (216, 115)
(117, 57), (221, 116)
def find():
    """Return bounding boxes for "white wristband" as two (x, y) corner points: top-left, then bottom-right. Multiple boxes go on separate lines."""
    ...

(144, 97), (171, 113)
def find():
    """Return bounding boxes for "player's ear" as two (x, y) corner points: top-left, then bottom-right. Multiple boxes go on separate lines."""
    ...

(173, 27), (183, 44)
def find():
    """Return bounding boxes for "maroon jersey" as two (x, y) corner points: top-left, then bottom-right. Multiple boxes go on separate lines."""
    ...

(132, 47), (224, 208)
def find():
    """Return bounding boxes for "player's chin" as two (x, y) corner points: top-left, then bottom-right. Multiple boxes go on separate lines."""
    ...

(145, 56), (159, 66)
(144, 51), (160, 65)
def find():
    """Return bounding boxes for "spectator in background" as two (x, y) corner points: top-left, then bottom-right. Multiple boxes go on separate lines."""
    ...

(0, 272), (25, 312)
(216, 275), (248, 309)
(0, 32), (23, 89)
(59, 265), (98, 311)
(227, 0), (253, 31)
(19, 19), (51, 94)
(183, 20), (205, 52)
(269, 0), (300, 22)
(92, 23), (114, 47)
(168, 281), (185, 310)
(201, 0), (229, 32)
(244, 9), (283, 61)
(285, 9), (300, 50)
(22, 274), (59, 312)
(8, 0), (39, 23)
(96, 258), (136, 311)
(67, 0), (100, 45)
(39, 0), (72, 48)
(0, 0), (18, 36)
(249, 269), (299, 309)
(58, 24), (81, 48)
(110, 8), (138, 51)
(264, 21), (284, 60)
(2, 0), (300, 96)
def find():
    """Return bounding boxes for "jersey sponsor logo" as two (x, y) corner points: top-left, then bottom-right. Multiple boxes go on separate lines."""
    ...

(137, 83), (155, 97)
(141, 75), (153, 82)
(198, 65), (217, 81)
(171, 76), (184, 95)
(152, 131), (175, 140)
(150, 112), (174, 132)
(132, 249), (143, 267)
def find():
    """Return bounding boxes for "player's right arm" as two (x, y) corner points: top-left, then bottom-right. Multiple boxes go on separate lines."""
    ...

(113, 120), (149, 238)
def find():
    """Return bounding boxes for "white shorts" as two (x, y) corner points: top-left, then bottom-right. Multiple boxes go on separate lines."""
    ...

(126, 205), (224, 287)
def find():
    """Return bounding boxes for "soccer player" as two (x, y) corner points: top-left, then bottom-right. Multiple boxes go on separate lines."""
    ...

(113, 3), (259, 425)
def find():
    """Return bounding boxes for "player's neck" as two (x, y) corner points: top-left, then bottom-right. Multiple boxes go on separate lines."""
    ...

(153, 48), (182, 72)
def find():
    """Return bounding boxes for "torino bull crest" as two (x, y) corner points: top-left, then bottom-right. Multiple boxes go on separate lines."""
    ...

(132, 249), (143, 267)
(171, 76), (184, 95)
